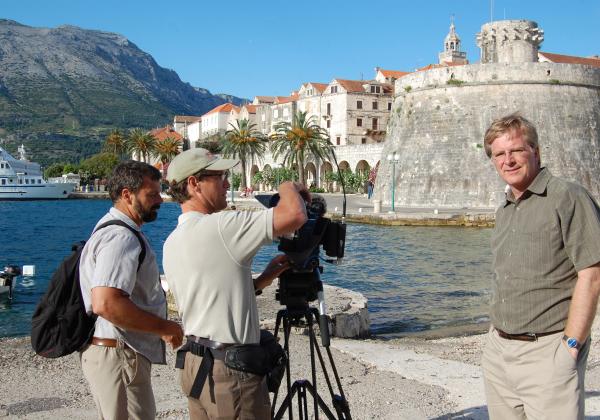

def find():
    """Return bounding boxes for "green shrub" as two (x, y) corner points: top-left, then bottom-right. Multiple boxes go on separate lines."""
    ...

(446, 79), (465, 87)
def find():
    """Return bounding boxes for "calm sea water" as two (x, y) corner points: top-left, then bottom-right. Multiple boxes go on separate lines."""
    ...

(0, 199), (493, 338)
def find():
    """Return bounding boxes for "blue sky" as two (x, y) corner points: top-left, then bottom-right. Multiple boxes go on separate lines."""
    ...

(2, 0), (599, 100)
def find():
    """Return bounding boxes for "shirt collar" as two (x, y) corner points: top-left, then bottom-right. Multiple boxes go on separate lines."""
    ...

(109, 207), (141, 231)
(504, 167), (550, 205)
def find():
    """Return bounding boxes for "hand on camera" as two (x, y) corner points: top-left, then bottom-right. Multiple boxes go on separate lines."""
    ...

(265, 254), (291, 278)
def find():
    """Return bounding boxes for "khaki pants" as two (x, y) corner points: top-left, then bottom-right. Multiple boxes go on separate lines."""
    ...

(181, 352), (271, 420)
(482, 328), (589, 420)
(80, 344), (155, 420)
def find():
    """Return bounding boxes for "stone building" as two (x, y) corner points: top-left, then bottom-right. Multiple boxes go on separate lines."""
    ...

(377, 19), (600, 209)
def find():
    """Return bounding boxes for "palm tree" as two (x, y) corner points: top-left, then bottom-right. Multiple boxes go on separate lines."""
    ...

(222, 119), (267, 190)
(154, 136), (181, 178)
(271, 111), (334, 186)
(103, 129), (127, 158)
(127, 128), (156, 163)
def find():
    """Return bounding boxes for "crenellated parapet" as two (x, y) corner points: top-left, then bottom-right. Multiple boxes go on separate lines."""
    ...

(476, 20), (544, 64)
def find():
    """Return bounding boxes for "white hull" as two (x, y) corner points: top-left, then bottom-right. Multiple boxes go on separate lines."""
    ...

(0, 183), (75, 200)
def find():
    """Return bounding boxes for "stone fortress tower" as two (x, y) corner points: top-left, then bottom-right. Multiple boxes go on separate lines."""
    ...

(376, 19), (600, 209)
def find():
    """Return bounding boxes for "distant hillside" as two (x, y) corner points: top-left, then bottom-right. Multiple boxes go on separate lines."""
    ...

(0, 19), (246, 164)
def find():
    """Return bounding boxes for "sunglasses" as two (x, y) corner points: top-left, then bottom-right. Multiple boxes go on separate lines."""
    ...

(200, 170), (229, 181)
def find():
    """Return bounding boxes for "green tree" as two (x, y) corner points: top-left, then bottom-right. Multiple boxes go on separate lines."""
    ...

(197, 133), (225, 154)
(79, 152), (119, 180)
(44, 163), (65, 179)
(63, 163), (79, 174)
(223, 119), (267, 190)
(103, 129), (127, 158)
(154, 137), (181, 177)
(271, 111), (333, 186)
(127, 128), (156, 163)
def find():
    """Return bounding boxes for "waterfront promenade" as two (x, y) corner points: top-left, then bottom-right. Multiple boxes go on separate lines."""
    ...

(70, 190), (496, 226)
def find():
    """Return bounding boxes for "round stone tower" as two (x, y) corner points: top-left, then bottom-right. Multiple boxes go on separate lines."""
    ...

(476, 20), (544, 64)
(376, 20), (600, 210)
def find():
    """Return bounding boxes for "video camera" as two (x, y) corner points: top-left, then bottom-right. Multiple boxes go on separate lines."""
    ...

(256, 193), (346, 312)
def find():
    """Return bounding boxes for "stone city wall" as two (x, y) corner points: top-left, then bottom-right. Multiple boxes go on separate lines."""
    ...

(375, 62), (600, 209)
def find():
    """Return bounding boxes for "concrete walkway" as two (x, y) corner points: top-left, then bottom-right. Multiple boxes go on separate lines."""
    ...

(332, 338), (600, 419)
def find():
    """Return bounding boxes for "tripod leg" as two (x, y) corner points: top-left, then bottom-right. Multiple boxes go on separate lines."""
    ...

(307, 312), (320, 420)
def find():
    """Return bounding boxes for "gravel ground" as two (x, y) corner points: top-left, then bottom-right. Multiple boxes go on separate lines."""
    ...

(3, 310), (600, 419)
(0, 332), (457, 419)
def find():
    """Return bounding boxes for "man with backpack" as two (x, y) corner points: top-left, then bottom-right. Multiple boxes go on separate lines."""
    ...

(79, 160), (183, 420)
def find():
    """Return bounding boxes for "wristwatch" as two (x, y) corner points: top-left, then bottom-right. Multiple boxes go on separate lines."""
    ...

(563, 335), (581, 350)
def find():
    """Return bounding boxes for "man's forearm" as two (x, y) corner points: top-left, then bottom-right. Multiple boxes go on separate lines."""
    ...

(564, 264), (600, 343)
(93, 291), (172, 336)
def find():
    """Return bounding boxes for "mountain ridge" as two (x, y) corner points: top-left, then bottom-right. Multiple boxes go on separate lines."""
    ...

(0, 19), (247, 164)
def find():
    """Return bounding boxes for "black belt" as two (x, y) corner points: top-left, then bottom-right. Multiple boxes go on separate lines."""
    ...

(176, 336), (235, 400)
(495, 328), (561, 341)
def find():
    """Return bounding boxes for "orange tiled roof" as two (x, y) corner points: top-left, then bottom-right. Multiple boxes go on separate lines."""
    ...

(254, 96), (276, 104)
(333, 79), (367, 93)
(274, 94), (298, 104)
(308, 83), (328, 93)
(379, 69), (411, 78)
(203, 103), (237, 116)
(415, 62), (465, 72)
(242, 104), (257, 113)
(174, 115), (201, 123)
(539, 52), (600, 68)
(149, 126), (183, 142)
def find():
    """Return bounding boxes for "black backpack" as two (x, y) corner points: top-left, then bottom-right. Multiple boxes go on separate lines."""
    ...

(31, 219), (146, 358)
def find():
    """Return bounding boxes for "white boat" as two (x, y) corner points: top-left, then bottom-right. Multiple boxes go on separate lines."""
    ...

(0, 144), (75, 200)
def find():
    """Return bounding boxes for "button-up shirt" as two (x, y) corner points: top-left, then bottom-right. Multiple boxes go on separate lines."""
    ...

(80, 208), (167, 364)
(490, 168), (600, 334)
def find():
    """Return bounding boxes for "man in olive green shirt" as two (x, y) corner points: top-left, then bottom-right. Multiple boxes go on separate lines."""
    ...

(482, 114), (600, 419)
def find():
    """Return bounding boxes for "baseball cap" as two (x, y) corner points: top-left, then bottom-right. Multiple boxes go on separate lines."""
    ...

(165, 148), (239, 183)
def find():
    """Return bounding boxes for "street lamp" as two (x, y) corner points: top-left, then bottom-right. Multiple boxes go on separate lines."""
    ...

(387, 152), (400, 212)
(230, 171), (235, 203)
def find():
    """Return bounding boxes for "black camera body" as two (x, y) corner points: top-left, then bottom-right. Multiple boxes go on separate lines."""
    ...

(256, 194), (346, 311)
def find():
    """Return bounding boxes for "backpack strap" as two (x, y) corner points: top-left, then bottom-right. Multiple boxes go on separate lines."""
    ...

(93, 220), (147, 272)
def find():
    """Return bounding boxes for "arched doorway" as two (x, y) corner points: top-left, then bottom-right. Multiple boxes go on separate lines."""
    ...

(250, 164), (260, 190)
(320, 161), (334, 192)
(305, 162), (317, 188)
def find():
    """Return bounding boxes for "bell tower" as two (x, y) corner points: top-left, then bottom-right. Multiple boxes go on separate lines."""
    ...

(439, 17), (468, 65)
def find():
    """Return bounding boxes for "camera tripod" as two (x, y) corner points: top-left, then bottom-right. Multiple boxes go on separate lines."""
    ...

(271, 306), (352, 420)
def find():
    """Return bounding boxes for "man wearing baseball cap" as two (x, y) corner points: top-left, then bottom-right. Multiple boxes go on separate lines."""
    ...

(162, 148), (309, 419)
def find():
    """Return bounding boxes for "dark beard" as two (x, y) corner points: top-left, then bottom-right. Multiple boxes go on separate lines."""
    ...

(134, 201), (159, 223)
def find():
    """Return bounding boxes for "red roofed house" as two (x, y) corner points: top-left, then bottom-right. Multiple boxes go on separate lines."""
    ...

(538, 52), (600, 68)
(201, 103), (238, 138)
(321, 78), (393, 145)
(375, 68), (411, 85)
(269, 92), (299, 132)
(238, 104), (257, 125)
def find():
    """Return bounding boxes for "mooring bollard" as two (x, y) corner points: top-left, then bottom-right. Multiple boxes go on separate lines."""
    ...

(373, 200), (381, 214)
